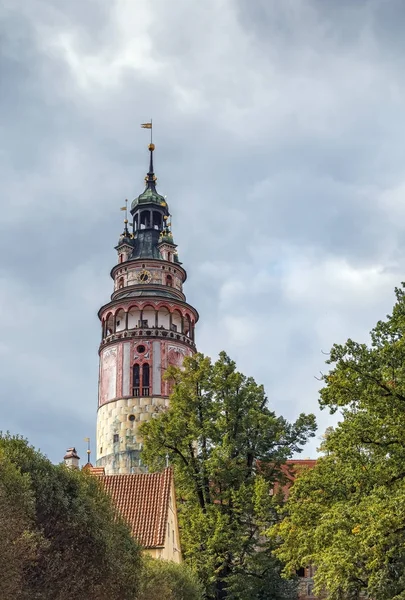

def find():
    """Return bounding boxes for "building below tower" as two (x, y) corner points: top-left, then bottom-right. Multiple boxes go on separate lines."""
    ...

(96, 144), (198, 474)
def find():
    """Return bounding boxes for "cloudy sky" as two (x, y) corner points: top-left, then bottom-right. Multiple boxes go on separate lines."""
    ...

(1, 0), (405, 463)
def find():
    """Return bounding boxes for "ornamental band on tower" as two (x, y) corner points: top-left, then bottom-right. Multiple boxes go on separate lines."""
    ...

(96, 143), (199, 474)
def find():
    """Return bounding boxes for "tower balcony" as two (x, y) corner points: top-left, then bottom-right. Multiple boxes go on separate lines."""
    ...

(100, 325), (196, 352)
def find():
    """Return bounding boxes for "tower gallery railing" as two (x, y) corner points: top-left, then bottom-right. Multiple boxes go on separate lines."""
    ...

(100, 326), (196, 350)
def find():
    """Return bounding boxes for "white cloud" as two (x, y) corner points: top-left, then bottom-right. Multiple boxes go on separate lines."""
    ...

(1, 0), (405, 462)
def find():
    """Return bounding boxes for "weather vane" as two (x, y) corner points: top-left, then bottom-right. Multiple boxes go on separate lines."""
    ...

(120, 198), (128, 223)
(117, 121), (153, 230)
(141, 119), (153, 144)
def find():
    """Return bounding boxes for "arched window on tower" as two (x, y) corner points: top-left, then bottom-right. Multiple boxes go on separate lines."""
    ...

(140, 211), (151, 229)
(118, 277), (124, 289)
(142, 364), (150, 397)
(153, 211), (162, 230)
(166, 274), (173, 287)
(133, 364), (140, 397)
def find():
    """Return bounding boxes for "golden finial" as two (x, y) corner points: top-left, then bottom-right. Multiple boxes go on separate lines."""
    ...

(149, 143), (155, 151)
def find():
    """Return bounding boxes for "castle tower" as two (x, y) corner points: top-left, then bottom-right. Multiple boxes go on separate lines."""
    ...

(96, 144), (198, 474)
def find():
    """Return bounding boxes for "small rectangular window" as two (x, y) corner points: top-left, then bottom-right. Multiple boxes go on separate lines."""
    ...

(113, 434), (119, 443)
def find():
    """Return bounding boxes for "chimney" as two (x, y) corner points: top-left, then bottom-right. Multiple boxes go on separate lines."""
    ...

(64, 447), (80, 470)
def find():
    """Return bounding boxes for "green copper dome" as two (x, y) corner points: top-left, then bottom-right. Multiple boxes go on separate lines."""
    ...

(115, 223), (134, 249)
(131, 186), (166, 210)
(159, 230), (174, 244)
(128, 144), (180, 263)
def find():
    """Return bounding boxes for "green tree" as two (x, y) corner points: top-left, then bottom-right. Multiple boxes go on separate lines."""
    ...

(141, 352), (316, 599)
(273, 284), (405, 600)
(139, 555), (204, 600)
(0, 434), (141, 600)
(0, 449), (40, 599)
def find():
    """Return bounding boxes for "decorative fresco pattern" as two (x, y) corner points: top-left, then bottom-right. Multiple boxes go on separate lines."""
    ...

(99, 346), (117, 406)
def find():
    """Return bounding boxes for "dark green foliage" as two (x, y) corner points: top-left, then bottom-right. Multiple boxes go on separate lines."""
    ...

(0, 449), (38, 599)
(273, 284), (405, 600)
(0, 433), (141, 600)
(141, 352), (316, 599)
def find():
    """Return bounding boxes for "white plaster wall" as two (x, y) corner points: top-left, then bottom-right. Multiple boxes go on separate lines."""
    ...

(114, 271), (127, 291)
(105, 315), (114, 335)
(172, 312), (182, 332)
(128, 309), (141, 329)
(127, 269), (137, 285)
(122, 342), (131, 396)
(142, 308), (155, 328)
(158, 308), (170, 328)
(116, 311), (126, 332)
(174, 275), (182, 290)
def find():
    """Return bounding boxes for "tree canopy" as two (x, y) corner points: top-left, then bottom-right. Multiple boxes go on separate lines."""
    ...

(140, 351), (316, 599)
(0, 448), (38, 599)
(0, 433), (141, 600)
(273, 284), (405, 600)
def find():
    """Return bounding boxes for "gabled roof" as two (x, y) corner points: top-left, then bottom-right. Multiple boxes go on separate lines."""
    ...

(98, 468), (173, 548)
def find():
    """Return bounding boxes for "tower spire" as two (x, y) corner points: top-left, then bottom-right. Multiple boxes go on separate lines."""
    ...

(141, 121), (156, 191)
(148, 143), (154, 175)
(145, 143), (157, 191)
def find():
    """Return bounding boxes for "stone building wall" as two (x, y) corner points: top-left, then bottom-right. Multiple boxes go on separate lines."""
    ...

(97, 395), (169, 474)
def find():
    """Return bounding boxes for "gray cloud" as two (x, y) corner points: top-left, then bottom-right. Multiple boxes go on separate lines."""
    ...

(1, 0), (404, 461)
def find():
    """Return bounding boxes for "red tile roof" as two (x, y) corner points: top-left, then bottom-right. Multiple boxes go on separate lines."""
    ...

(98, 468), (173, 548)
(285, 459), (317, 474)
(278, 459), (318, 499)
(85, 465), (106, 476)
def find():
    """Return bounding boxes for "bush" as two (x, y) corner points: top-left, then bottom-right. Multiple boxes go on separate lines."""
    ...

(0, 434), (142, 600)
(139, 555), (204, 600)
